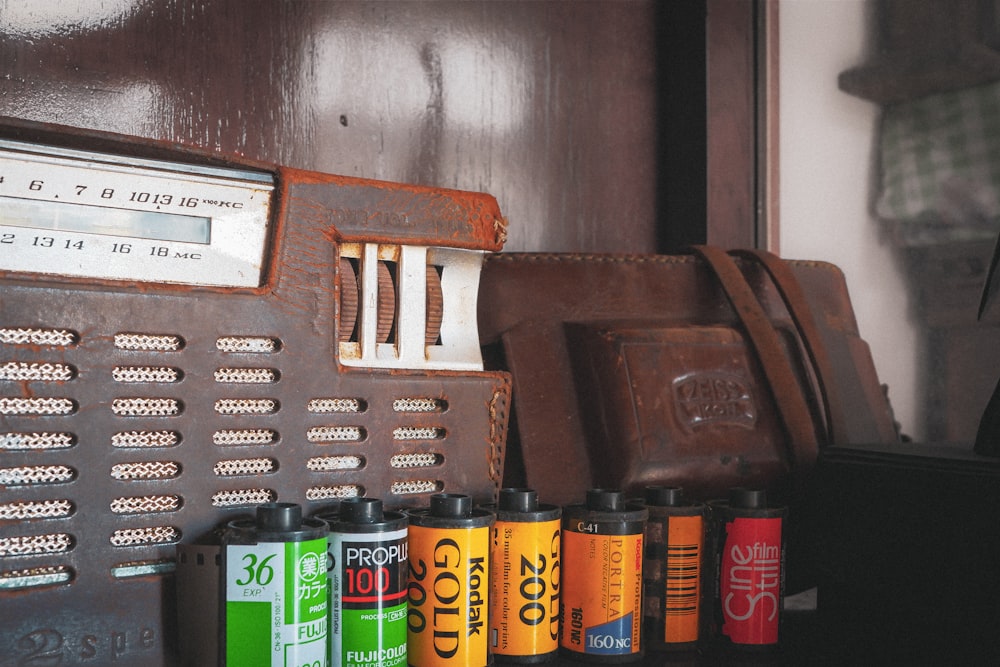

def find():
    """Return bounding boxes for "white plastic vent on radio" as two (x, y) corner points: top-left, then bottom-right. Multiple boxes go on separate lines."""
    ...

(338, 242), (485, 371)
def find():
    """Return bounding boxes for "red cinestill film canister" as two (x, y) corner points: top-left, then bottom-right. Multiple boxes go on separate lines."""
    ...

(708, 488), (786, 649)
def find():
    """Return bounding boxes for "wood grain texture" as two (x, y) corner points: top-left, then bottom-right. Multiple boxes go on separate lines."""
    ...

(1, 0), (660, 253)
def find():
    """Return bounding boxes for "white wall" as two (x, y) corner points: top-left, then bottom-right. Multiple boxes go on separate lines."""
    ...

(778, 0), (921, 438)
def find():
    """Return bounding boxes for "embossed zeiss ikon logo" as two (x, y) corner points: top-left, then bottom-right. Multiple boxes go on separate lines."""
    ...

(672, 372), (756, 430)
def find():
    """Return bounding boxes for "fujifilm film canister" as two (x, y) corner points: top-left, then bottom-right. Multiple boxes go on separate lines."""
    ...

(560, 489), (647, 663)
(320, 497), (408, 667)
(708, 487), (786, 649)
(488, 488), (562, 663)
(407, 493), (495, 667)
(641, 486), (704, 651)
(221, 502), (329, 666)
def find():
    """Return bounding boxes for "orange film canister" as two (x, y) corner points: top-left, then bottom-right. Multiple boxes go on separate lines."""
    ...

(560, 489), (647, 663)
(641, 486), (704, 651)
(488, 488), (561, 663)
(407, 493), (495, 667)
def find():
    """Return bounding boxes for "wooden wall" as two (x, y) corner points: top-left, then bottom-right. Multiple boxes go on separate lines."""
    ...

(2, 0), (669, 253)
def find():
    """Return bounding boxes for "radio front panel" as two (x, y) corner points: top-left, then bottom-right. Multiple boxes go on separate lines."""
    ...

(0, 118), (510, 665)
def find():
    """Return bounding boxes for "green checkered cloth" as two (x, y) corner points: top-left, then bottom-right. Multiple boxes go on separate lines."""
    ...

(877, 80), (1000, 245)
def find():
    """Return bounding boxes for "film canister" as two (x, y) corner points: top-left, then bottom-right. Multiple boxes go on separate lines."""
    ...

(641, 486), (705, 651)
(560, 489), (648, 663)
(708, 488), (786, 649)
(319, 497), (409, 667)
(221, 502), (329, 666)
(406, 493), (495, 667)
(488, 488), (562, 663)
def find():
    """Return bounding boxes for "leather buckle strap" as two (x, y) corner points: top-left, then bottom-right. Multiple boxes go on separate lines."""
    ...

(690, 245), (821, 470)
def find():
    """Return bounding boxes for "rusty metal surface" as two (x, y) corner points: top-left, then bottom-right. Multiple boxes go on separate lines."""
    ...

(0, 121), (511, 665)
(0, 0), (659, 254)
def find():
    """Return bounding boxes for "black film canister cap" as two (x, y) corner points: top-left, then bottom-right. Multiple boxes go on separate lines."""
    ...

(431, 493), (472, 518)
(499, 488), (538, 513)
(341, 497), (383, 524)
(730, 487), (767, 509)
(586, 489), (625, 512)
(645, 486), (684, 507)
(257, 502), (302, 532)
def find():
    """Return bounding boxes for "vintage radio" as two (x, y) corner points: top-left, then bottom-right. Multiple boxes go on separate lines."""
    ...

(0, 118), (510, 665)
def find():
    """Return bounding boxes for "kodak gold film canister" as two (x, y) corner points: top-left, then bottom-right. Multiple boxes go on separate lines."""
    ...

(641, 486), (704, 651)
(488, 488), (562, 663)
(407, 493), (495, 667)
(560, 489), (647, 663)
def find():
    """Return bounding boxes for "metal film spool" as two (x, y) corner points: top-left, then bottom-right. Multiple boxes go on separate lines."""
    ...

(641, 486), (704, 652)
(320, 497), (409, 667)
(707, 488), (787, 650)
(221, 502), (329, 667)
(560, 489), (648, 664)
(406, 493), (495, 667)
(488, 488), (562, 664)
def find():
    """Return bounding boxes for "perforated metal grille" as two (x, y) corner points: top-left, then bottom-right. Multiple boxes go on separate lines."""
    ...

(390, 480), (443, 495)
(111, 398), (181, 417)
(213, 429), (277, 446)
(306, 455), (363, 471)
(0, 362), (74, 382)
(0, 397), (75, 416)
(111, 560), (176, 579)
(110, 461), (180, 481)
(0, 499), (74, 520)
(111, 430), (180, 448)
(0, 533), (73, 557)
(214, 367), (278, 384)
(216, 336), (277, 353)
(211, 488), (276, 507)
(110, 495), (181, 514)
(0, 565), (73, 590)
(0, 432), (75, 450)
(114, 333), (182, 351)
(307, 397), (364, 413)
(0, 327), (76, 346)
(307, 426), (365, 442)
(393, 426), (445, 440)
(0, 465), (76, 485)
(393, 397), (447, 413)
(213, 458), (276, 476)
(305, 485), (362, 501)
(0, 311), (504, 629)
(110, 526), (180, 547)
(112, 366), (181, 383)
(214, 398), (277, 415)
(390, 452), (442, 468)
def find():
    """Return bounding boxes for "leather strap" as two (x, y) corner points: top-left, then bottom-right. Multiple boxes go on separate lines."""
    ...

(732, 249), (843, 445)
(691, 246), (819, 469)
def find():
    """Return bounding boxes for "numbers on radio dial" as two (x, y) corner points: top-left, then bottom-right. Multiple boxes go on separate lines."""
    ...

(0, 172), (204, 210)
(30, 236), (84, 250)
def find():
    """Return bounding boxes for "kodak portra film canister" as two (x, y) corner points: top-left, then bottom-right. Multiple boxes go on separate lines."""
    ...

(488, 488), (562, 663)
(322, 497), (408, 667)
(708, 487), (786, 649)
(221, 502), (329, 666)
(641, 486), (704, 651)
(407, 493), (495, 667)
(560, 489), (647, 663)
